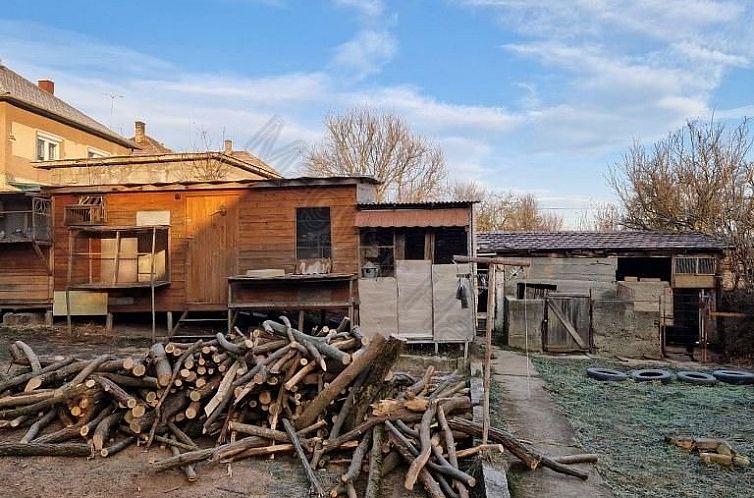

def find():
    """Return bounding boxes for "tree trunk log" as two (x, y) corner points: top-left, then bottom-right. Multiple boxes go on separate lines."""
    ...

(296, 334), (402, 429)
(448, 418), (589, 480)
(386, 431), (444, 498)
(149, 344), (172, 387)
(437, 404), (470, 498)
(264, 320), (351, 366)
(0, 442), (91, 457)
(100, 436), (135, 457)
(364, 424), (383, 498)
(20, 410), (57, 443)
(14, 341), (41, 373)
(341, 430), (372, 483)
(404, 400), (437, 490)
(282, 418), (325, 498)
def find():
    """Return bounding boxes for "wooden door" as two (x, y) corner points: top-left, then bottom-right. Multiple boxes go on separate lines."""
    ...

(542, 295), (591, 352)
(186, 195), (238, 305)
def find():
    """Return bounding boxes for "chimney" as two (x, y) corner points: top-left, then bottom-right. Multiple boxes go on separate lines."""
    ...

(37, 80), (54, 95)
(134, 121), (146, 144)
(224, 139), (233, 154)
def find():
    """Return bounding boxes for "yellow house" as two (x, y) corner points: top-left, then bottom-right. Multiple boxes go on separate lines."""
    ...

(0, 64), (134, 314)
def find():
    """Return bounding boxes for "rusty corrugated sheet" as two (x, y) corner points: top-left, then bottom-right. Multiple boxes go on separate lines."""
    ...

(355, 208), (469, 228)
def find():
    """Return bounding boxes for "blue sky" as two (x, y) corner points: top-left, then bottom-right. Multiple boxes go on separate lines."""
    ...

(1, 0), (753, 223)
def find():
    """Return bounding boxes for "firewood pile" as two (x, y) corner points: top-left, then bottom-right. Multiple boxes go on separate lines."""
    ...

(0, 317), (478, 496)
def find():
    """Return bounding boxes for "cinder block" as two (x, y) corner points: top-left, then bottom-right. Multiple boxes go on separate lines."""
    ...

(2, 312), (46, 326)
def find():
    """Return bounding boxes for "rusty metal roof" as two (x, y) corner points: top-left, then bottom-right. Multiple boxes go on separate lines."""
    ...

(355, 208), (470, 228)
(478, 231), (729, 253)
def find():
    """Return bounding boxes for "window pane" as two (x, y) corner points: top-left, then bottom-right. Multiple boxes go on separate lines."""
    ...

(296, 207), (331, 259)
(36, 138), (45, 160)
(48, 142), (58, 160)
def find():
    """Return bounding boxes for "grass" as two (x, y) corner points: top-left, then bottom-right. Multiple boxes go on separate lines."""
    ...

(532, 356), (754, 498)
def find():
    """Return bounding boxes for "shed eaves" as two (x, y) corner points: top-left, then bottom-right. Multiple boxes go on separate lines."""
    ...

(477, 231), (729, 253)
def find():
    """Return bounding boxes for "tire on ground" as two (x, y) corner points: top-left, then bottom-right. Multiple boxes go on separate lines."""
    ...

(676, 371), (718, 386)
(630, 369), (674, 383)
(586, 367), (628, 382)
(712, 369), (754, 385)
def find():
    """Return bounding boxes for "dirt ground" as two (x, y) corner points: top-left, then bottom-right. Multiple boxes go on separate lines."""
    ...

(0, 325), (430, 498)
(491, 347), (615, 498)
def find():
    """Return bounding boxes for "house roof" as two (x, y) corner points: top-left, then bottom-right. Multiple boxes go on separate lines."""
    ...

(477, 231), (729, 254)
(130, 134), (173, 155)
(34, 151), (282, 180)
(0, 65), (135, 148)
(229, 150), (279, 178)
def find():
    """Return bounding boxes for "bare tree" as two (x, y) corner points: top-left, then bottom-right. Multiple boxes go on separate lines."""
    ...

(448, 181), (563, 231)
(609, 117), (754, 287)
(305, 108), (447, 202)
(186, 129), (230, 181)
(576, 202), (623, 231)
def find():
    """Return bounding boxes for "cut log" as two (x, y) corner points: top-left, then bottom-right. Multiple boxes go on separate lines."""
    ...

(149, 343), (172, 387)
(170, 445), (198, 482)
(404, 400), (438, 490)
(364, 424), (383, 498)
(92, 375), (138, 409)
(263, 320), (351, 366)
(386, 431), (444, 498)
(341, 430), (372, 483)
(10, 358), (79, 392)
(100, 436), (135, 457)
(21, 410), (57, 443)
(14, 341), (41, 373)
(448, 418), (588, 480)
(437, 405), (469, 498)
(296, 334), (403, 429)
(553, 454), (600, 465)
(0, 442), (91, 457)
(283, 418), (325, 498)
(454, 444), (504, 459)
(92, 411), (123, 451)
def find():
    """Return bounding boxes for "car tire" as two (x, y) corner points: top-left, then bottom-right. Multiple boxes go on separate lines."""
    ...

(712, 369), (754, 385)
(630, 369), (674, 383)
(676, 371), (718, 386)
(586, 367), (628, 382)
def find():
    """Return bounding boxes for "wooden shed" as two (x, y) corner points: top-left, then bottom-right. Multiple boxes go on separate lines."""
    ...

(45, 177), (378, 335)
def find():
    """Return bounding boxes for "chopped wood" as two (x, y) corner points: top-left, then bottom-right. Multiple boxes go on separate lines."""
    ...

(14, 341), (42, 374)
(404, 399), (437, 490)
(283, 418), (325, 498)
(365, 424), (383, 498)
(553, 454), (600, 465)
(454, 443), (505, 459)
(0, 442), (92, 457)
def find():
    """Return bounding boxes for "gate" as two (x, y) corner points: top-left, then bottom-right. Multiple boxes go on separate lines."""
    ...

(542, 294), (592, 352)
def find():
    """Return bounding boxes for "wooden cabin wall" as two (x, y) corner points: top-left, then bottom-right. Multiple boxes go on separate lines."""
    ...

(51, 184), (360, 313)
(237, 185), (359, 275)
(0, 245), (51, 307)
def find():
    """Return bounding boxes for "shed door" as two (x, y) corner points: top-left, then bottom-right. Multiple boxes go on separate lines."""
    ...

(186, 195), (238, 305)
(542, 295), (591, 352)
(396, 260), (433, 339)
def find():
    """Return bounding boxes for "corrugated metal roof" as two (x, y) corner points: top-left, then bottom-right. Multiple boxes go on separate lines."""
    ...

(0, 65), (134, 148)
(356, 208), (469, 228)
(358, 200), (476, 209)
(478, 231), (729, 253)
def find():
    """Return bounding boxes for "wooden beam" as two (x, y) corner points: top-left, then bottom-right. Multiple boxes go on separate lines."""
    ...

(453, 255), (531, 266)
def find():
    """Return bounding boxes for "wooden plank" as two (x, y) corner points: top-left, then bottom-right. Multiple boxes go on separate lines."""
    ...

(547, 300), (588, 349)
(358, 277), (398, 337)
(396, 260), (433, 339)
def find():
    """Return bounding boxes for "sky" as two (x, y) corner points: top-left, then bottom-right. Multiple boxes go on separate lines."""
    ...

(1, 0), (753, 224)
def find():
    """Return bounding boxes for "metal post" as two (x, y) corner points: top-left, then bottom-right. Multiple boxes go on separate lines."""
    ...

(150, 227), (157, 342)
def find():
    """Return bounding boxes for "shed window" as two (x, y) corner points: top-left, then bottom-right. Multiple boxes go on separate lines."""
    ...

(675, 256), (716, 275)
(296, 207), (331, 259)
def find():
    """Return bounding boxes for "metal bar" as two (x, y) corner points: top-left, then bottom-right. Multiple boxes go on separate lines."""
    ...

(150, 226), (157, 342)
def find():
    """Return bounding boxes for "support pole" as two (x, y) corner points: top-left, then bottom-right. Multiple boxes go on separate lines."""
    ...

(150, 227), (157, 343)
(483, 264), (496, 444)
(66, 230), (74, 335)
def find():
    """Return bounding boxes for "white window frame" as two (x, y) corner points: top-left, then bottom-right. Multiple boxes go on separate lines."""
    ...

(87, 147), (109, 159)
(36, 131), (62, 161)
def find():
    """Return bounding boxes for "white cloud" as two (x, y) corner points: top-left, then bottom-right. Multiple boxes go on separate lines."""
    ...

(332, 29), (397, 79)
(333, 0), (384, 19)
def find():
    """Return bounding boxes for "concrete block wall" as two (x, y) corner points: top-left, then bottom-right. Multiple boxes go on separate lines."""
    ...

(592, 299), (662, 358)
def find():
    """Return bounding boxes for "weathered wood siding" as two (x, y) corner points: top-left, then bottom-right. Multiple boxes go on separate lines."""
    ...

(237, 185), (358, 275)
(0, 245), (51, 306)
(51, 184), (359, 313)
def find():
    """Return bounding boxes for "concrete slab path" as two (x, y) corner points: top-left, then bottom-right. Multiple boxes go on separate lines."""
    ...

(491, 347), (614, 498)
